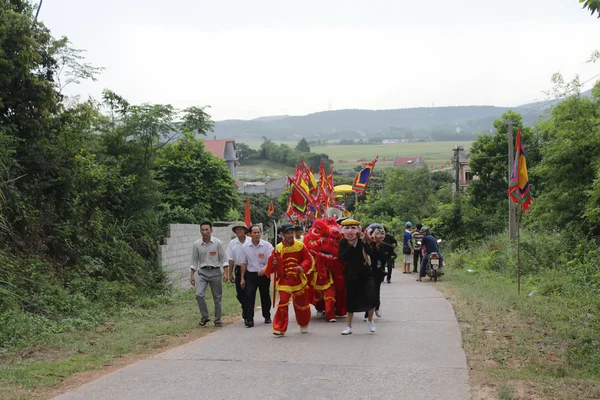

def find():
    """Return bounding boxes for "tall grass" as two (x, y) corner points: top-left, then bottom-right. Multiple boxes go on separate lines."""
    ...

(446, 229), (600, 378)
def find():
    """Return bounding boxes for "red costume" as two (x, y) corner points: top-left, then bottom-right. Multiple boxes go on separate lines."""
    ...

(303, 217), (346, 321)
(264, 240), (314, 335)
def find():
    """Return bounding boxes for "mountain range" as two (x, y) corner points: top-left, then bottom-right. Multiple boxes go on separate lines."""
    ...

(212, 90), (592, 141)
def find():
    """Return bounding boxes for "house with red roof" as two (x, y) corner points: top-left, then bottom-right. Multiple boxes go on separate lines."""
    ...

(202, 139), (239, 179)
(393, 156), (425, 167)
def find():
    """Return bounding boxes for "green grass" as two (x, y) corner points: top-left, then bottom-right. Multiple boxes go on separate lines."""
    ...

(0, 284), (241, 400)
(237, 159), (294, 180)
(311, 141), (473, 168)
(241, 141), (473, 169)
(437, 268), (600, 399)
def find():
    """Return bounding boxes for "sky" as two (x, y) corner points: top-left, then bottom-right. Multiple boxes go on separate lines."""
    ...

(40, 0), (600, 121)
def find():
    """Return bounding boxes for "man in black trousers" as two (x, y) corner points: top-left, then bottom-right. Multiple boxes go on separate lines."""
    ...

(240, 225), (273, 327)
(382, 228), (398, 283)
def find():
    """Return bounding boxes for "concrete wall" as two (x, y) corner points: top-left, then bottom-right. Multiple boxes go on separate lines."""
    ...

(237, 177), (287, 197)
(158, 222), (265, 289)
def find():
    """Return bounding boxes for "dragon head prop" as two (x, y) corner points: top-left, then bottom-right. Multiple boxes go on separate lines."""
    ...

(303, 217), (342, 259)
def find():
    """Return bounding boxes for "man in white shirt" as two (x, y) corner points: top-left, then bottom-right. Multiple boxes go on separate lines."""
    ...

(190, 221), (228, 327)
(240, 225), (274, 328)
(226, 221), (251, 320)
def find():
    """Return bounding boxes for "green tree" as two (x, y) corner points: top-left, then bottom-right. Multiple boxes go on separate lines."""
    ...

(468, 111), (539, 216)
(236, 143), (257, 160)
(295, 138), (311, 153)
(155, 132), (238, 228)
(238, 194), (285, 230)
(531, 84), (600, 233)
(579, 0), (600, 17)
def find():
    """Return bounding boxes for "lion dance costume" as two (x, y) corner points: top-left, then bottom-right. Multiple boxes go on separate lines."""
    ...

(303, 217), (347, 322)
(264, 238), (314, 336)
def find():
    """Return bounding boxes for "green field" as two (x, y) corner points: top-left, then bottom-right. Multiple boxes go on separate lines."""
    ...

(237, 159), (294, 180)
(242, 141), (473, 169)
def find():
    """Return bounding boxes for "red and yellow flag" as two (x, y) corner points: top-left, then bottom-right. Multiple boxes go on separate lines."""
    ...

(508, 129), (532, 213)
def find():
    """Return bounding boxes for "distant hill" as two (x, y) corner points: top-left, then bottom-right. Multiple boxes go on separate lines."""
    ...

(212, 90), (593, 141)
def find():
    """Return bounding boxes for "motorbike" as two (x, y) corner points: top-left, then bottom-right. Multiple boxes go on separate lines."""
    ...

(418, 239), (444, 282)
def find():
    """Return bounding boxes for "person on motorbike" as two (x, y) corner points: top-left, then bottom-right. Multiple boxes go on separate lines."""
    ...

(417, 226), (443, 282)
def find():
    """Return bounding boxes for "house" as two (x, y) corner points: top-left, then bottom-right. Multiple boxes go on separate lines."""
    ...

(457, 148), (476, 188)
(202, 139), (239, 179)
(393, 156), (425, 167)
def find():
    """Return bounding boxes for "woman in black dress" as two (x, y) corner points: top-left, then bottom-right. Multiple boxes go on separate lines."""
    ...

(338, 219), (378, 335)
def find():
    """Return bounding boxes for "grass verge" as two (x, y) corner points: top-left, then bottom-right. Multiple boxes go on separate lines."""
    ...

(0, 284), (241, 400)
(436, 269), (600, 400)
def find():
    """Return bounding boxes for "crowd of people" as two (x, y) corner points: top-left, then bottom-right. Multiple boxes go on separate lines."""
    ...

(188, 218), (441, 336)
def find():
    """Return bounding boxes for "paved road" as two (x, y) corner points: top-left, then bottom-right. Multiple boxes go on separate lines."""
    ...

(53, 273), (470, 400)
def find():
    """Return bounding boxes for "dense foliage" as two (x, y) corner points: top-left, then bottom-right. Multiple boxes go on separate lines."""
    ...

(0, 2), (237, 351)
(259, 138), (333, 171)
(358, 79), (600, 379)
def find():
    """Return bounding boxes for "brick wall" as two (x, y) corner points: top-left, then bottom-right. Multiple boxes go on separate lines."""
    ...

(158, 223), (265, 289)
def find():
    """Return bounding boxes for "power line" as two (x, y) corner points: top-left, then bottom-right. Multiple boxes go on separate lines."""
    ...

(521, 72), (600, 117)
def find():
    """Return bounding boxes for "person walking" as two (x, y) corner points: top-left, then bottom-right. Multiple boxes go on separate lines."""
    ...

(338, 219), (377, 335)
(190, 221), (228, 327)
(259, 224), (313, 336)
(240, 225), (273, 328)
(411, 223), (424, 273)
(402, 222), (414, 274)
(364, 223), (387, 320)
(383, 228), (398, 283)
(226, 221), (251, 320)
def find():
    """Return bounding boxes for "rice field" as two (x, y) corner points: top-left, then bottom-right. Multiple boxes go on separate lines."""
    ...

(242, 140), (473, 169)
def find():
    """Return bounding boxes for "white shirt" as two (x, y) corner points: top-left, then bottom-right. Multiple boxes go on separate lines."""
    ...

(190, 236), (227, 271)
(240, 239), (274, 272)
(227, 236), (251, 265)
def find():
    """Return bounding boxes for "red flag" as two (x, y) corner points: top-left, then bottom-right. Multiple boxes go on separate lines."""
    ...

(508, 129), (532, 213)
(268, 200), (275, 215)
(244, 197), (251, 228)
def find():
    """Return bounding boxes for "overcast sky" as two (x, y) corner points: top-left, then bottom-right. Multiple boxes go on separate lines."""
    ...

(40, 0), (600, 121)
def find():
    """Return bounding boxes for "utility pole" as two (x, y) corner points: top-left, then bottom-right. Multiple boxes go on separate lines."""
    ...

(508, 121), (517, 242)
(453, 145), (463, 195)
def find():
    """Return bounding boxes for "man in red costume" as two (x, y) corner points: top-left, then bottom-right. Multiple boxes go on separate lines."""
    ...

(303, 217), (345, 322)
(259, 224), (314, 336)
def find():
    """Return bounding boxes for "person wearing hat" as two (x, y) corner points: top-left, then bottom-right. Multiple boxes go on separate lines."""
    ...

(227, 221), (252, 320)
(417, 226), (443, 282)
(259, 223), (314, 336)
(402, 221), (414, 274)
(338, 219), (378, 335)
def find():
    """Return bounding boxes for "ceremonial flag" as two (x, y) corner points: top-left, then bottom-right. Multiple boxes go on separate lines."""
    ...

(307, 168), (319, 194)
(268, 200), (275, 216)
(352, 156), (379, 194)
(508, 129), (531, 213)
(244, 197), (252, 227)
(288, 178), (310, 215)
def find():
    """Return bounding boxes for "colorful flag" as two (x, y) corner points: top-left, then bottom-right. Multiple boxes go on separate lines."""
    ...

(508, 129), (532, 213)
(288, 178), (310, 215)
(268, 199), (275, 215)
(352, 156), (379, 194)
(244, 197), (252, 227)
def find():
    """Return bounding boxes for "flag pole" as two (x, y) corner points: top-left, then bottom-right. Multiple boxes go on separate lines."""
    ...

(517, 207), (521, 295)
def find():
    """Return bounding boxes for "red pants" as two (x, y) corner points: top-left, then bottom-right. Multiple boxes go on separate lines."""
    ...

(273, 288), (311, 334)
(313, 285), (337, 320)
